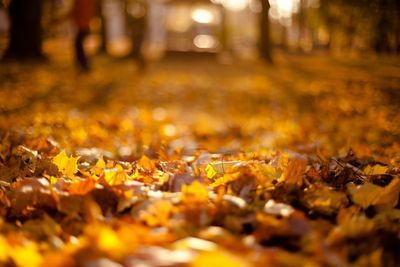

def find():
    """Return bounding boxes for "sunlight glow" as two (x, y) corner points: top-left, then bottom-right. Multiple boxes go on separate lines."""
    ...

(277, 0), (294, 15)
(270, 0), (299, 17)
(269, 0), (300, 26)
(223, 0), (248, 11)
(211, 0), (249, 11)
(192, 9), (214, 24)
(193, 35), (216, 49)
(165, 6), (192, 32)
(163, 124), (177, 137)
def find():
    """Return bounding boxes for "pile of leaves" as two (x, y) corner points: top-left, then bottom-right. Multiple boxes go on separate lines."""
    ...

(1, 131), (400, 266)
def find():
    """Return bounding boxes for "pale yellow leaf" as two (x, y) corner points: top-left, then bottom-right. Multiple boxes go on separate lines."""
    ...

(363, 164), (388, 175)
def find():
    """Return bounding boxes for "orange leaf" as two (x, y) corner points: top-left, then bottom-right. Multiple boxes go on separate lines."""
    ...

(69, 177), (96, 195)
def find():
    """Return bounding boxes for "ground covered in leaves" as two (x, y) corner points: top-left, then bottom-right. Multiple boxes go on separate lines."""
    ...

(1, 46), (400, 266)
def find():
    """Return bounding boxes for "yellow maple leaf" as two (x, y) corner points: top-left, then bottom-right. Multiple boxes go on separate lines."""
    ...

(52, 150), (80, 179)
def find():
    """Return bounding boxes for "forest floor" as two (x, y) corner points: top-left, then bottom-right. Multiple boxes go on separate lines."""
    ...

(0, 46), (400, 266)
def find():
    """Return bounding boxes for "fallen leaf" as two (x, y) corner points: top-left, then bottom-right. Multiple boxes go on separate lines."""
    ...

(363, 164), (388, 175)
(347, 178), (400, 209)
(52, 150), (80, 179)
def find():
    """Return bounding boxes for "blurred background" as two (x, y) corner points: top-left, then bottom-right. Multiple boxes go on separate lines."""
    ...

(0, 0), (399, 62)
(1, 0), (400, 158)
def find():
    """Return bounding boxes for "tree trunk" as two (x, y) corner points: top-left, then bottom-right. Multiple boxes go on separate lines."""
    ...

(297, 0), (305, 51)
(259, 0), (272, 63)
(220, 5), (227, 51)
(98, 0), (107, 53)
(3, 0), (45, 60)
(374, 0), (391, 53)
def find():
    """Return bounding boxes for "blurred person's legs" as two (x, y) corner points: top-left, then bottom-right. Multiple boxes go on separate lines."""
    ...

(74, 30), (90, 71)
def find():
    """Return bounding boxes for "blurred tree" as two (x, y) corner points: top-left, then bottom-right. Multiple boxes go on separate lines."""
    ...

(259, 0), (272, 62)
(297, 0), (306, 48)
(3, 0), (45, 60)
(317, 0), (400, 53)
(125, 0), (146, 68)
(371, 0), (400, 53)
(97, 0), (108, 53)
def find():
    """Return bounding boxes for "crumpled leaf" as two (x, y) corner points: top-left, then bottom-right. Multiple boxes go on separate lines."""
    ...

(52, 150), (80, 179)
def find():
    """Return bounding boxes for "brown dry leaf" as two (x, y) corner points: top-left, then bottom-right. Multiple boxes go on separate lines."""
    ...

(284, 157), (307, 185)
(302, 184), (349, 216)
(0, 163), (28, 183)
(347, 178), (400, 209)
(11, 178), (57, 216)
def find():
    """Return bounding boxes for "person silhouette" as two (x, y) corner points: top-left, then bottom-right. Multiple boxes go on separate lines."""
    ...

(70, 0), (96, 71)
(126, 0), (147, 70)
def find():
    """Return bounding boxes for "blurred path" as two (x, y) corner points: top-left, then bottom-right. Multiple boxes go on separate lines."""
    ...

(1, 51), (400, 160)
